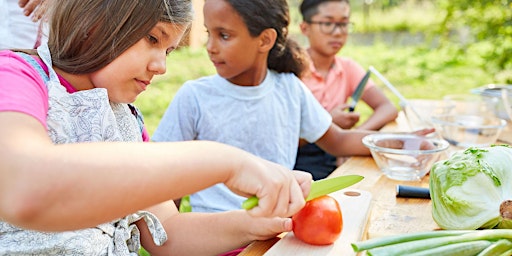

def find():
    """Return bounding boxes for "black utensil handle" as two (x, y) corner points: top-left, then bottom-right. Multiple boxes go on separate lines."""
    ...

(396, 185), (430, 199)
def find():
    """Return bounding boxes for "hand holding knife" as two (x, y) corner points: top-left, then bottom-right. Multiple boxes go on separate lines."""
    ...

(242, 175), (364, 210)
(348, 70), (371, 112)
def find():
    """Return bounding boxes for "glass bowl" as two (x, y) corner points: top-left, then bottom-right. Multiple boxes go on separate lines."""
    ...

(362, 133), (449, 181)
(401, 99), (454, 130)
(431, 114), (507, 148)
(471, 84), (512, 121)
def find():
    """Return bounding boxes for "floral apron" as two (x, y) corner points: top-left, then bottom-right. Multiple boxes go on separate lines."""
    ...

(0, 44), (167, 255)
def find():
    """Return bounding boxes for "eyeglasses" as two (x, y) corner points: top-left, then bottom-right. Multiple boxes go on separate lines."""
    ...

(307, 21), (353, 34)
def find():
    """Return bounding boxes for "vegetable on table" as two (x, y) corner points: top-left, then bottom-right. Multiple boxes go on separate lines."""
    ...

(429, 145), (512, 230)
(292, 195), (342, 245)
(351, 229), (512, 256)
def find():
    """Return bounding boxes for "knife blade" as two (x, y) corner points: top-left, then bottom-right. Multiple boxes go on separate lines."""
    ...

(241, 174), (364, 210)
(348, 70), (371, 112)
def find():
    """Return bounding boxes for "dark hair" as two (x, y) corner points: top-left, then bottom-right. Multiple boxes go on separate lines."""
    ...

(224, 0), (308, 77)
(47, 0), (193, 74)
(300, 0), (349, 22)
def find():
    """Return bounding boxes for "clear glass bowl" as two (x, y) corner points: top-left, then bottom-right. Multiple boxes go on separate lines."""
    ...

(362, 133), (449, 181)
(401, 99), (455, 130)
(431, 114), (507, 148)
(471, 84), (512, 121)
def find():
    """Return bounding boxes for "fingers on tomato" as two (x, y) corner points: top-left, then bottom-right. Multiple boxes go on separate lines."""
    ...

(291, 195), (343, 245)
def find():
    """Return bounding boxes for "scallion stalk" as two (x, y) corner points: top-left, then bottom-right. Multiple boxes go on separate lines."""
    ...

(404, 240), (492, 256)
(477, 239), (512, 256)
(351, 230), (471, 252)
(367, 229), (512, 256)
(499, 248), (512, 256)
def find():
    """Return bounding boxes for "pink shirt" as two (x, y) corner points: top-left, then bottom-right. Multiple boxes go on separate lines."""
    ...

(0, 50), (149, 141)
(301, 55), (375, 112)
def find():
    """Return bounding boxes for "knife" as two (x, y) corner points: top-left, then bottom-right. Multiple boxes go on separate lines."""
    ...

(348, 70), (371, 112)
(241, 174), (364, 210)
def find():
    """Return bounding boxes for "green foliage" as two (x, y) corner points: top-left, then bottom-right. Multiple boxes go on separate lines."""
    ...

(350, 0), (439, 33)
(435, 0), (512, 82)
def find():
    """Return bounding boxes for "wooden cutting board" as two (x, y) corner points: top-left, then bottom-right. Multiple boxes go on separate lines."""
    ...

(263, 189), (372, 256)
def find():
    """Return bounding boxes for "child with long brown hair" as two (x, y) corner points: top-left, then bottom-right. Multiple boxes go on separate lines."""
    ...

(0, 0), (312, 254)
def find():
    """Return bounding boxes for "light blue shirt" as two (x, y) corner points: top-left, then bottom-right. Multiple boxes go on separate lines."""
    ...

(152, 70), (332, 212)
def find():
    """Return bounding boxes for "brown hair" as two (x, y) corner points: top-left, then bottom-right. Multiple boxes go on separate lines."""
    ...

(47, 0), (193, 74)
(224, 0), (308, 77)
(300, 0), (350, 22)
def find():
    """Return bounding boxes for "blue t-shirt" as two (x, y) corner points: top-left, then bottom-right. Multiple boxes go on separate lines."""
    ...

(152, 70), (332, 212)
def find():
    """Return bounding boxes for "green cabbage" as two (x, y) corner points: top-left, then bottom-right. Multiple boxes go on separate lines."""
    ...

(430, 145), (512, 230)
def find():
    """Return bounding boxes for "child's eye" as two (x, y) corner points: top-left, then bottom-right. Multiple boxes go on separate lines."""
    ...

(220, 33), (229, 40)
(147, 35), (158, 44)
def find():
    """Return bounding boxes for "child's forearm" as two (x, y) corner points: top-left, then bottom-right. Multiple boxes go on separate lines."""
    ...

(147, 210), (288, 256)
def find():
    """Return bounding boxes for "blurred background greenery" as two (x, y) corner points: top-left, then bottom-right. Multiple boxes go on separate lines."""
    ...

(135, 0), (512, 136)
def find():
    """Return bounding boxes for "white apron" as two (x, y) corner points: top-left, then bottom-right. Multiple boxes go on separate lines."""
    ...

(0, 44), (167, 255)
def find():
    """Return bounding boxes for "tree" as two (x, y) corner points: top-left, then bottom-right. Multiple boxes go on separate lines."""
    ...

(436, 0), (512, 83)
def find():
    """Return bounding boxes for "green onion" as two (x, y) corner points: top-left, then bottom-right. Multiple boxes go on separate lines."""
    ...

(404, 240), (492, 256)
(366, 230), (512, 255)
(353, 230), (512, 256)
(477, 239), (512, 256)
(499, 248), (512, 256)
(352, 230), (471, 252)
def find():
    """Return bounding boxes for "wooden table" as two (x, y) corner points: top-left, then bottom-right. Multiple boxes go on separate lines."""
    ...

(239, 111), (512, 255)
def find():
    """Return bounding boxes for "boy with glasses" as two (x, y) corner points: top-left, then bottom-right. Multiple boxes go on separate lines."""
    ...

(295, 0), (398, 180)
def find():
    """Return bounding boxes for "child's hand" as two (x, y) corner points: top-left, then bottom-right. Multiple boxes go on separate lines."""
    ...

(225, 155), (312, 218)
(242, 214), (294, 241)
(412, 127), (436, 137)
(18, 0), (49, 21)
(331, 104), (360, 129)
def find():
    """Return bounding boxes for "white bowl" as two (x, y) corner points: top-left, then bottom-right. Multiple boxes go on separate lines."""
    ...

(431, 114), (507, 148)
(362, 133), (449, 181)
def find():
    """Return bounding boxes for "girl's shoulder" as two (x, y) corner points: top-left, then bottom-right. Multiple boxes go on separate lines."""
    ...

(271, 71), (304, 88)
(181, 74), (219, 89)
(0, 50), (47, 87)
(0, 50), (50, 128)
(0, 50), (37, 68)
(172, 74), (221, 101)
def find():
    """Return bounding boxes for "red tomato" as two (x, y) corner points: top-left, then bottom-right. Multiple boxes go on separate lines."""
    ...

(292, 195), (343, 245)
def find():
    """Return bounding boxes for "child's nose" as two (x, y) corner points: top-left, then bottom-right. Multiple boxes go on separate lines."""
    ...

(206, 38), (217, 54)
(149, 54), (167, 75)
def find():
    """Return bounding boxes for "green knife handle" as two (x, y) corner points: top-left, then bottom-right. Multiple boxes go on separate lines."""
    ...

(242, 196), (259, 210)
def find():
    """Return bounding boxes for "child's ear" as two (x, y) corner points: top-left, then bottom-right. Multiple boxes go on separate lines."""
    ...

(258, 28), (277, 53)
(299, 21), (309, 35)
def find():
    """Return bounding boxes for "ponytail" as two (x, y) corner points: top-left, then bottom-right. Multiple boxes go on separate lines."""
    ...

(268, 38), (309, 78)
